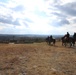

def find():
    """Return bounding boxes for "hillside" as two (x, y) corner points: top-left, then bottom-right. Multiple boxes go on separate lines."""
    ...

(0, 42), (76, 75)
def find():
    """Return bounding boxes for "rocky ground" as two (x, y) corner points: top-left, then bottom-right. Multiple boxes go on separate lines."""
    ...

(0, 42), (76, 75)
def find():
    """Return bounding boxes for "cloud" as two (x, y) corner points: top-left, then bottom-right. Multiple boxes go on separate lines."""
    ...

(0, 0), (76, 35)
(49, 19), (70, 27)
(48, 0), (76, 28)
(0, 0), (9, 3)
(52, 12), (67, 18)
(0, 2), (30, 27)
(55, 2), (76, 16)
(59, 19), (70, 25)
(25, 18), (33, 23)
(12, 5), (25, 12)
(0, 15), (20, 25)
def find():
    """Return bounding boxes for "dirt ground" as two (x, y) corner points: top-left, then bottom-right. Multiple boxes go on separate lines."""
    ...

(0, 42), (76, 75)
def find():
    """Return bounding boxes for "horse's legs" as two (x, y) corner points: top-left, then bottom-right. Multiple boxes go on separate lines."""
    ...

(53, 42), (55, 46)
(49, 41), (50, 45)
(64, 42), (66, 47)
(62, 42), (64, 46)
(70, 42), (72, 47)
(72, 43), (74, 47)
(72, 42), (75, 47)
(52, 39), (55, 46)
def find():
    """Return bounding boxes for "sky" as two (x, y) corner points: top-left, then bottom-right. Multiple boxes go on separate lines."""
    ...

(0, 0), (76, 35)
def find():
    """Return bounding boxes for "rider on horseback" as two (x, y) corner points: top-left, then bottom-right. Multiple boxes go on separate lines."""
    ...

(67, 32), (70, 38)
(73, 32), (76, 38)
(64, 32), (70, 41)
(50, 35), (53, 40)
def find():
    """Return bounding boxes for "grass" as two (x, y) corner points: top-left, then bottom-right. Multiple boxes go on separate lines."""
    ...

(0, 42), (76, 75)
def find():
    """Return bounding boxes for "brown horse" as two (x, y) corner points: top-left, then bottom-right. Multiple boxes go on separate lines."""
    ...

(61, 34), (75, 47)
(73, 32), (76, 42)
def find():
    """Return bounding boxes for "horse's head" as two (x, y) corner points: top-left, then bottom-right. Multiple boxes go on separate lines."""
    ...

(73, 33), (76, 41)
(74, 33), (76, 37)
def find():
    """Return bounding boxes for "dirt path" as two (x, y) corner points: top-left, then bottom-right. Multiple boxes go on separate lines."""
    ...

(0, 42), (76, 75)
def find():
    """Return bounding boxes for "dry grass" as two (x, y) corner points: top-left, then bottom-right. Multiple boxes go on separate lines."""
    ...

(0, 42), (76, 75)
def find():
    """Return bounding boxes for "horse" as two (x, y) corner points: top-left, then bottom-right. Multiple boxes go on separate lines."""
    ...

(73, 32), (76, 42)
(46, 36), (50, 44)
(61, 34), (75, 47)
(46, 36), (56, 46)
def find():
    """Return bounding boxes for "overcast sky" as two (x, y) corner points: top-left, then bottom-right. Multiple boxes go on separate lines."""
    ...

(0, 0), (76, 35)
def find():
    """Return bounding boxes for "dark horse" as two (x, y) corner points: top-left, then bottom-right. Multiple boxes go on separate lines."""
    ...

(73, 32), (76, 42)
(46, 36), (56, 46)
(61, 33), (76, 47)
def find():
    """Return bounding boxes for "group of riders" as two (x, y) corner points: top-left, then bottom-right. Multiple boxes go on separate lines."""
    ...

(46, 32), (76, 47)
(46, 35), (56, 45)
